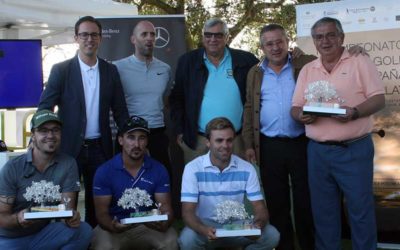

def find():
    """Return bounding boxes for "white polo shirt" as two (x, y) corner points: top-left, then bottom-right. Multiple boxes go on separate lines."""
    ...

(181, 152), (264, 220)
(78, 55), (100, 139)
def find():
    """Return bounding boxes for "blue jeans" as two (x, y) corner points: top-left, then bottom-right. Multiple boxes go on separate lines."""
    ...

(0, 222), (92, 250)
(178, 219), (280, 250)
(308, 136), (377, 250)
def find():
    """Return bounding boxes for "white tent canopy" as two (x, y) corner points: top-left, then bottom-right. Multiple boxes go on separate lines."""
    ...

(0, 0), (138, 45)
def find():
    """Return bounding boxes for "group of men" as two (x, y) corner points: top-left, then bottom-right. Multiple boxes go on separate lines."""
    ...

(0, 13), (384, 250)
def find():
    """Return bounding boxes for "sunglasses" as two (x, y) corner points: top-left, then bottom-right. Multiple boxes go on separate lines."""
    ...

(125, 116), (148, 128)
(203, 32), (225, 39)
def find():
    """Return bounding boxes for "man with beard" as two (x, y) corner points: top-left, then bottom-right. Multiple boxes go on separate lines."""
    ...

(0, 110), (92, 249)
(38, 16), (129, 227)
(91, 116), (178, 250)
(179, 117), (279, 249)
(114, 21), (172, 176)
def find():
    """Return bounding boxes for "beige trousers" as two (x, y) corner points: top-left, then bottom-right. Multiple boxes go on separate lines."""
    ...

(90, 224), (178, 250)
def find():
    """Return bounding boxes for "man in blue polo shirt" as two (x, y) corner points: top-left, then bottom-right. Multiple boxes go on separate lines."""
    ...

(169, 18), (259, 163)
(91, 116), (178, 250)
(179, 117), (280, 249)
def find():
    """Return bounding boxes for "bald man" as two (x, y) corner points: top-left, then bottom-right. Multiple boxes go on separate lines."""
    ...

(114, 21), (172, 177)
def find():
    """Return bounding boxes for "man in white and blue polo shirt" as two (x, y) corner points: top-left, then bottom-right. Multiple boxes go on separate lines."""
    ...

(91, 116), (178, 249)
(179, 117), (279, 249)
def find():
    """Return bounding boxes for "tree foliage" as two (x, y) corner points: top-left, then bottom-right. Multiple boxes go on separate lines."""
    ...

(115, 0), (333, 54)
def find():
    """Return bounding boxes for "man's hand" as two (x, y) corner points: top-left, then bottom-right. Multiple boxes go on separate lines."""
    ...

(348, 45), (368, 57)
(111, 217), (134, 233)
(65, 210), (81, 228)
(245, 148), (256, 164)
(332, 106), (356, 123)
(290, 47), (305, 58)
(17, 209), (43, 228)
(200, 225), (217, 241)
(298, 112), (317, 125)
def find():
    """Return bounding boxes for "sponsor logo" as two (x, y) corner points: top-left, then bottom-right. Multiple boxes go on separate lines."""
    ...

(140, 177), (154, 185)
(323, 10), (339, 16)
(155, 27), (170, 48)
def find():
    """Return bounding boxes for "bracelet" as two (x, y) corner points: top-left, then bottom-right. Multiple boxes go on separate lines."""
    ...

(351, 107), (360, 120)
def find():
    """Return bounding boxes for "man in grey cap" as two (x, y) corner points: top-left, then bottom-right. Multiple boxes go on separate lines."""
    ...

(0, 109), (92, 249)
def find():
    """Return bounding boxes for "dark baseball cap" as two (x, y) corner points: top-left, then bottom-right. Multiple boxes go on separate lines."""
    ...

(119, 116), (150, 135)
(30, 110), (62, 130)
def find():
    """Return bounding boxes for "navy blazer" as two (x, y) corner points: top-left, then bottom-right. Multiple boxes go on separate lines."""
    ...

(38, 56), (129, 159)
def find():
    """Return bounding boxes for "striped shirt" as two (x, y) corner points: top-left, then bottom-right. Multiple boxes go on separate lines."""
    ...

(181, 152), (263, 220)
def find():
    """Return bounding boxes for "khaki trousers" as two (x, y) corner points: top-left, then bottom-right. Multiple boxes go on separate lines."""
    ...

(90, 224), (178, 250)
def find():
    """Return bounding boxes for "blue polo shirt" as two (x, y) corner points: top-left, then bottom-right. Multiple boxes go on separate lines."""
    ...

(198, 48), (243, 132)
(93, 154), (170, 220)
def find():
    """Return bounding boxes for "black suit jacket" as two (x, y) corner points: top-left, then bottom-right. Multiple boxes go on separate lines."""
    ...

(38, 56), (129, 159)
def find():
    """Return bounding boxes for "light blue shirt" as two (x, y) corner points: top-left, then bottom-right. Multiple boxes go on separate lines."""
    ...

(181, 152), (263, 220)
(198, 48), (243, 133)
(259, 55), (304, 138)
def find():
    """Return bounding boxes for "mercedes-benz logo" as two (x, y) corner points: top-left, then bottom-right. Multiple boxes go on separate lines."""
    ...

(155, 26), (170, 48)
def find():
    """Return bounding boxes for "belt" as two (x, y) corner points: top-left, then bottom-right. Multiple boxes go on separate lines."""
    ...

(313, 134), (370, 148)
(261, 133), (306, 142)
(198, 129), (242, 137)
(83, 138), (102, 146)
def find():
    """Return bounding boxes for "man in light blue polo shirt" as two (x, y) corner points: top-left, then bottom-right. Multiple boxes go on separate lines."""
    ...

(91, 116), (178, 250)
(179, 117), (279, 249)
(170, 18), (259, 163)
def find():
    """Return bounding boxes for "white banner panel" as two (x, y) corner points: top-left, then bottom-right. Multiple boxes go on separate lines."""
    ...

(296, 0), (400, 37)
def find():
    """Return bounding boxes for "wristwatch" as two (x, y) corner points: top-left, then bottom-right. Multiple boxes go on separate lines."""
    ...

(351, 107), (360, 120)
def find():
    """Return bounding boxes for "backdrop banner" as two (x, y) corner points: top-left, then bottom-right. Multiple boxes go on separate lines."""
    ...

(97, 15), (186, 77)
(296, 0), (400, 243)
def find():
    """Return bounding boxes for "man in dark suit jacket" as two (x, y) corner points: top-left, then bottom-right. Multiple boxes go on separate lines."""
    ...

(38, 16), (129, 227)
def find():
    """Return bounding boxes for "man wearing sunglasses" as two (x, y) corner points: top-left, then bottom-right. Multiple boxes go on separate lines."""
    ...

(38, 16), (129, 228)
(91, 116), (178, 249)
(0, 110), (92, 249)
(169, 17), (259, 164)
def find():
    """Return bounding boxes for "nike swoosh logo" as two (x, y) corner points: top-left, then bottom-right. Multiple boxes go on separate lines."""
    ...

(157, 72), (163, 75)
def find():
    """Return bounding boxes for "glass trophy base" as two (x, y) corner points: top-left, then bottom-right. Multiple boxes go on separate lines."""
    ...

(215, 228), (261, 237)
(303, 105), (346, 117)
(120, 214), (168, 224)
(24, 210), (73, 220)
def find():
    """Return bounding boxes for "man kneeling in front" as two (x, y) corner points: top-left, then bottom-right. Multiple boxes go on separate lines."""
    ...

(0, 110), (92, 249)
(91, 116), (178, 249)
(179, 117), (280, 249)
